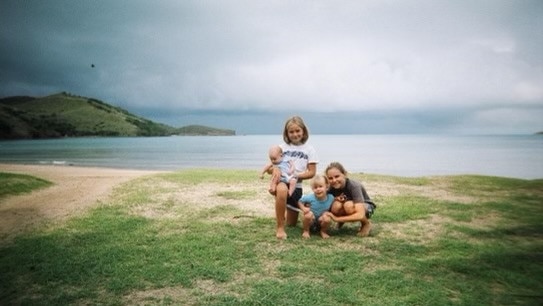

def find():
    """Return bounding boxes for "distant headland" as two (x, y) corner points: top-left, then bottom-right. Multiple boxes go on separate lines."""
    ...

(0, 92), (235, 139)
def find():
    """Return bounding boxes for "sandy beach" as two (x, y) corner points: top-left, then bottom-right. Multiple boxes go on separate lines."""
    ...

(0, 163), (165, 240)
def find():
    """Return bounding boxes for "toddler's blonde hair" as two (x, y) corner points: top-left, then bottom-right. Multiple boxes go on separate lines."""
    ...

(310, 174), (329, 188)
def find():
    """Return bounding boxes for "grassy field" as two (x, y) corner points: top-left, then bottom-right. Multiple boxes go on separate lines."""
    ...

(1, 169), (542, 305)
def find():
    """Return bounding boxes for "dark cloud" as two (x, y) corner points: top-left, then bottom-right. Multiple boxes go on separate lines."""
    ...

(1, 0), (542, 134)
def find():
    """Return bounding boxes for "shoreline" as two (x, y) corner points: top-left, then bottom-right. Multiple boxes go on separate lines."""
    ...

(0, 163), (167, 241)
(2, 161), (542, 181)
(0, 162), (168, 174)
(0, 161), (170, 172)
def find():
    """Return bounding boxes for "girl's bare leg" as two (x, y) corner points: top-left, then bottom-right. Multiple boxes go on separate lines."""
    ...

(319, 214), (331, 239)
(286, 207), (299, 226)
(274, 183), (288, 239)
(302, 211), (314, 239)
(285, 185), (299, 226)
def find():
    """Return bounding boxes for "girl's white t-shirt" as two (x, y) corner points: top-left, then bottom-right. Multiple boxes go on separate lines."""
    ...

(279, 142), (319, 188)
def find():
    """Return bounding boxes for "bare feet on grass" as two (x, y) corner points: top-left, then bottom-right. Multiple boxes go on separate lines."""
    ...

(357, 220), (372, 237)
(276, 228), (287, 240)
(302, 231), (310, 239)
(320, 231), (330, 239)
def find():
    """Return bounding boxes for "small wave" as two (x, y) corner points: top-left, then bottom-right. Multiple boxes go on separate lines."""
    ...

(38, 160), (74, 166)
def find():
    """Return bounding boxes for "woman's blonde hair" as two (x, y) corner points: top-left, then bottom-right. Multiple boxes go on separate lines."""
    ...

(282, 116), (309, 144)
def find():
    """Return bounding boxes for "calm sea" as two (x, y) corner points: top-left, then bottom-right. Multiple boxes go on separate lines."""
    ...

(1, 135), (542, 179)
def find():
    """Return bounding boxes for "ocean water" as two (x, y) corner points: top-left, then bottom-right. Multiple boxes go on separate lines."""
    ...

(0, 135), (542, 179)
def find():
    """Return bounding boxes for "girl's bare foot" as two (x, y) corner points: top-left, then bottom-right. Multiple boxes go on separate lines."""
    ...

(276, 228), (287, 240)
(320, 231), (330, 239)
(302, 231), (310, 239)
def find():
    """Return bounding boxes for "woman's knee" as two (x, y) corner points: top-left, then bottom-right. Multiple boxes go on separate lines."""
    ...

(343, 201), (356, 214)
(330, 201), (343, 214)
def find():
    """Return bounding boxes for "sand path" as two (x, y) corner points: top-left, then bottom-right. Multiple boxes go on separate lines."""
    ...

(0, 164), (165, 241)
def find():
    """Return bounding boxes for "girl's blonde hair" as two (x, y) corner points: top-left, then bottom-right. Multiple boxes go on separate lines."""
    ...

(282, 116), (309, 144)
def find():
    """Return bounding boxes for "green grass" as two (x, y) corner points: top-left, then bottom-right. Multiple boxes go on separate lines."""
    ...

(0, 172), (52, 198)
(1, 170), (542, 305)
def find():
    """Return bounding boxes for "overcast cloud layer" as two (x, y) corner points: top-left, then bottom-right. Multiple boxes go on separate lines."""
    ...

(1, 0), (542, 134)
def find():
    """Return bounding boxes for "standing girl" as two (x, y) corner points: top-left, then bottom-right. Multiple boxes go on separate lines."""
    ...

(272, 116), (318, 239)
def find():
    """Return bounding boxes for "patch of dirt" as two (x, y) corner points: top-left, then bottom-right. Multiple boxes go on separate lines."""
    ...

(0, 164), (165, 241)
(365, 180), (477, 204)
(125, 178), (276, 221)
(122, 286), (193, 305)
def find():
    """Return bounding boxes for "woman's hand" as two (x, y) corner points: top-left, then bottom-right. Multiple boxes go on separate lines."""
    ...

(324, 211), (337, 221)
(335, 194), (346, 202)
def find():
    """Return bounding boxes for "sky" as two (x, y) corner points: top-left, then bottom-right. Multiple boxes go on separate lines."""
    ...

(1, 0), (542, 135)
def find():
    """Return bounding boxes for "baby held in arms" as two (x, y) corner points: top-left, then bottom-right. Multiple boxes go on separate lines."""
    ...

(260, 145), (298, 196)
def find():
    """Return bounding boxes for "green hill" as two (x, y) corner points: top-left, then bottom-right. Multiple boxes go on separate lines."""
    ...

(176, 124), (235, 136)
(0, 92), (234, 139)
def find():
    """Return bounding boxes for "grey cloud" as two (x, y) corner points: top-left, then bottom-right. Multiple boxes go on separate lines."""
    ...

(1, 0), (542, 134)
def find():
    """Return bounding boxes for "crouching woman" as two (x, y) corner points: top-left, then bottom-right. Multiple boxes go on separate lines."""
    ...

(324, 162), (376, 237)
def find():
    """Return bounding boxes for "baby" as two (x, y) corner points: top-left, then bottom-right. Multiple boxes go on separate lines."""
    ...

(260, 145), (297, 196)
